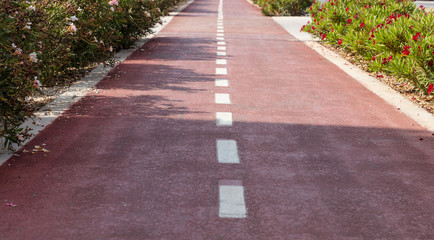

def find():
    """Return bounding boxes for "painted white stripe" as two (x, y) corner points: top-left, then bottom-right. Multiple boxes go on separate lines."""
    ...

(217, 140), (239, 163)
(217, 26), (224, 29)
(217, 46), (226, 51)
(215, 79), (229, 87)
(216, 59), (227, 65)
(217, 22), (223, 25)
(217, 30), (224, 33)
(216, 68), (227, 75)
(219, 180), (247, 218)
(217, 41), (226, 45)
(217, 33), (224, 37)
(217, 52), (226, 56)
(215, 93), (231, 104)
(216, 112), (232, 126)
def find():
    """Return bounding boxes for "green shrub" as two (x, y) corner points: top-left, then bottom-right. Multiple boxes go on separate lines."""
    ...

(0, 0), (180, 150)
(303, 0), (433, 94)
(255, 0), (313, 16)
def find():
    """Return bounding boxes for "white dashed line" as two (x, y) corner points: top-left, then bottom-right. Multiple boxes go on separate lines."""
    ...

(219, 180), (247, 218)
(216, 112), (232, 126)
(216, 140), (239, 163)
(216, 37), (224, 40)
(217, 26), (224, 29)
(215, 93), (231, 104)
(217, 41), (226, 45)
(218, 46), (226, 51)
(217, 33), (224, 37)
(216, 59), (227, 65)
(215, 79), (229, 87)
(216, 68), (227, 75)
(217, 52), (226, 56)
(217, 30), (224, 33)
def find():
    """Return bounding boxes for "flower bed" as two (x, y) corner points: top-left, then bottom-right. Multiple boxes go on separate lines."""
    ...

(0, 0), (180, 150)
(302, 0), (433, 95)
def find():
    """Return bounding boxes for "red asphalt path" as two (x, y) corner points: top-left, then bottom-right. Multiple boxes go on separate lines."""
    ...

(1, 0), (434, 239)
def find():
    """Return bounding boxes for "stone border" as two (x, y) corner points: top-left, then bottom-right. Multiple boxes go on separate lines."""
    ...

(273, 16), (434, 133)
(0, 0), (196, 166)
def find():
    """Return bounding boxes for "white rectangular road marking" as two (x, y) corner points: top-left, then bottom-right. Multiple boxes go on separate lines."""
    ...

(217, 52), (226, 56)
(216, 112), (232, 126)
(216, 68), (227, 75)
(217, 33), (224, 36)
(219, 180), (247, 218)
(217, 22), (223, 25)
(215, 79), (229, 87)
(216, 59), (227, 65)
(216, 37), (224, 40)
(217, 26), (224, 29)
(217, 41), (226, 45)
(215, 93), (231, 104)
(217, 30), (224, 33)
(216, 140), (239, 163)
(217, 46), (226, 51)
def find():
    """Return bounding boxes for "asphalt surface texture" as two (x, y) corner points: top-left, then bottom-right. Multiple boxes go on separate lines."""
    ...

(1, 0), (434, 239)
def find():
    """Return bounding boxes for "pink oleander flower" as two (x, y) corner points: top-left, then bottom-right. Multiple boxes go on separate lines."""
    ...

(29, 52), (38, 63)
(109, 0), (119, 6)
(68, 23), (77, 33)
(13, 48), (23, 55)
(33, 76), (42, 89)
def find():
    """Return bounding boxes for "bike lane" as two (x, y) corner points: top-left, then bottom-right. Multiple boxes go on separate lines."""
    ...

(0, 0), (434, 239)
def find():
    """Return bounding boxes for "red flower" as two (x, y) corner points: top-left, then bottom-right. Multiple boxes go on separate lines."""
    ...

(347, 19), (352, 24)
(345, 7), (349, 11)
(321, 33), (327, 40)
(402, 50), (410, 56)
(338, 39), (343, 45)
(378, 75), (384, 78)
(382, 55), (393, 64)
(402, 46), (411, 56)
(360, 22), (365, 28)
(372, 56), (376, 61)
(428, 83), (434, 95)
(413, 32), (421, 41)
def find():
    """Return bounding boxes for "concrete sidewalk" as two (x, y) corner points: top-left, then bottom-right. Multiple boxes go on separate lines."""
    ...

(1, 0), (433, 239)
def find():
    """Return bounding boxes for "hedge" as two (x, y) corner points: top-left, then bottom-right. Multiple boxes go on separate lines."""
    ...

(0, 0), (181, 150)
(302, 0), (433, 95)
(253, 0), (313, 16)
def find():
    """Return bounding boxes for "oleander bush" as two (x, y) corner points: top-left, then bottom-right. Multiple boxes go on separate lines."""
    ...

(0, 0), (180, 150)
(302, 0), (433, 94)
(254, 0), (313, 16)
